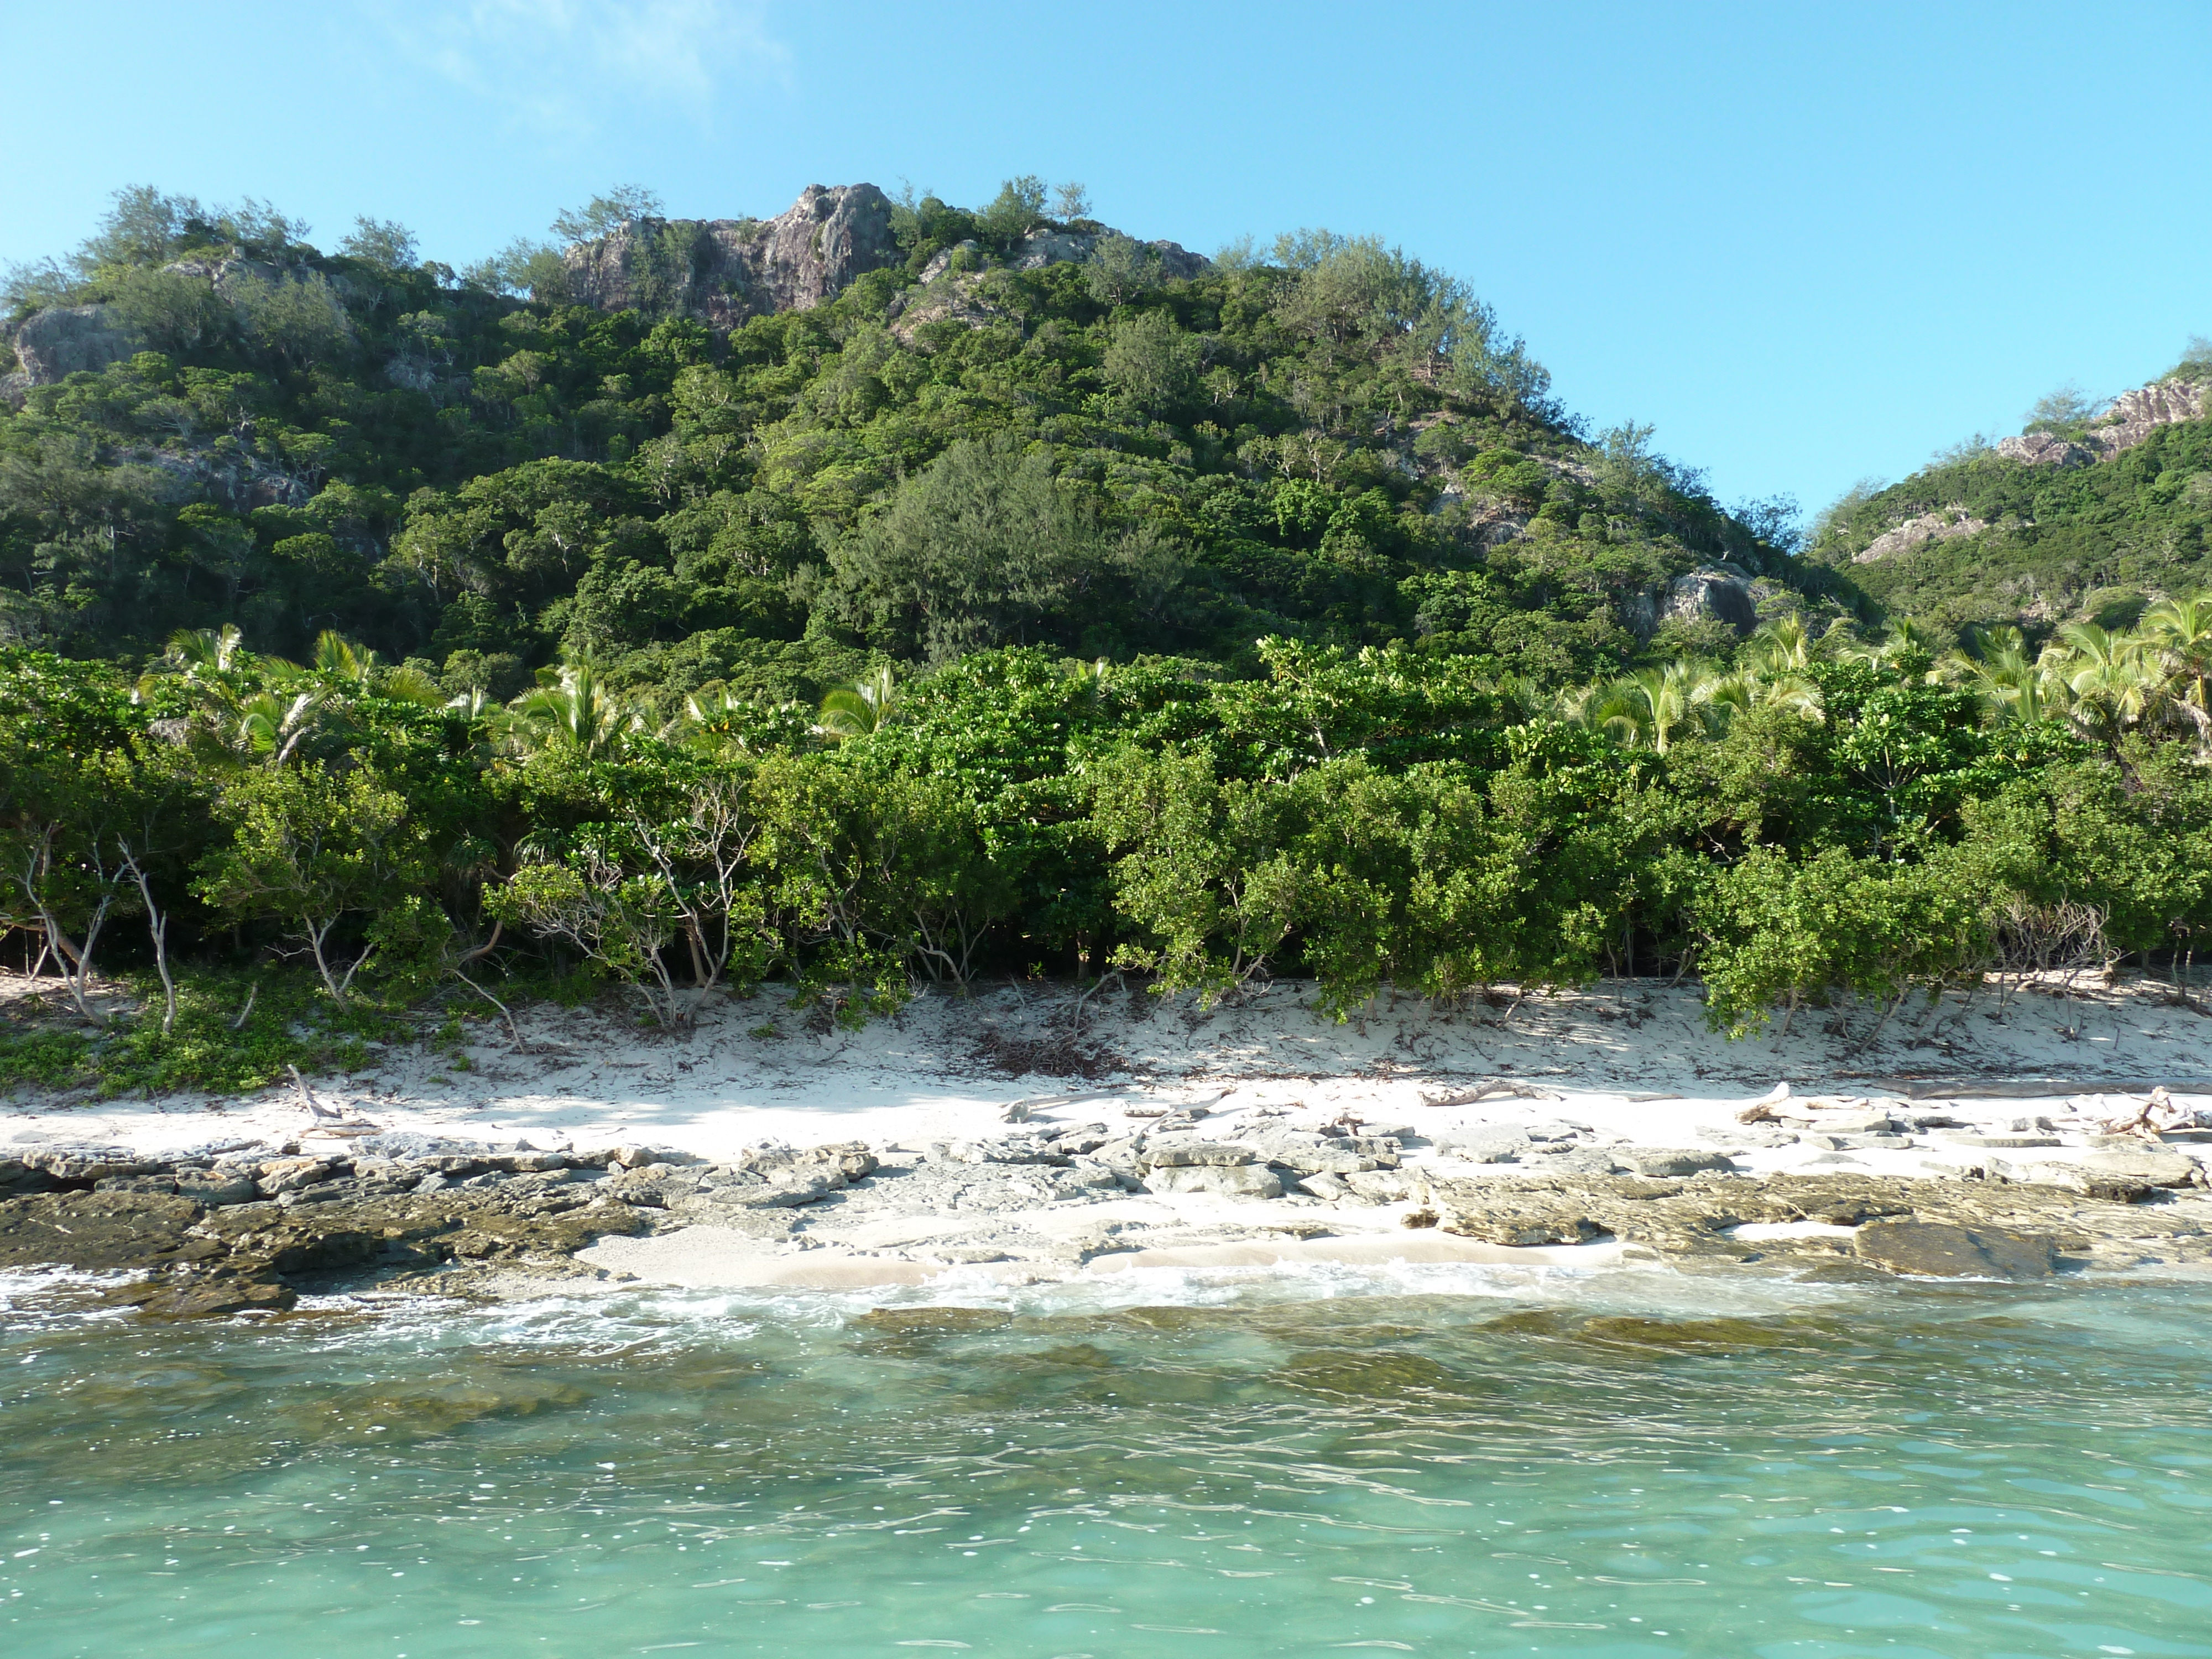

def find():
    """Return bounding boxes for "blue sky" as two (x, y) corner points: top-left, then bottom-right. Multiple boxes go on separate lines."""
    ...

(4, 1), (2207, 525)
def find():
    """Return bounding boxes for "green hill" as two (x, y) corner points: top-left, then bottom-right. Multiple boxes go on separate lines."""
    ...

(2, 179), (1821, 705)
(1807, 356), (2212, 639)
(0, 181), (2204, 1092)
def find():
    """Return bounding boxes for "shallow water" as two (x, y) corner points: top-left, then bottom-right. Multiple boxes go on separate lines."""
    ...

(4, 1260), (2210, 1658)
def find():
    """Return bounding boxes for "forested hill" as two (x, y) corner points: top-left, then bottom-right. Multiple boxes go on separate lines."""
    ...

(1, 179), (1822, 705)
(1808, 353), (2212, 639)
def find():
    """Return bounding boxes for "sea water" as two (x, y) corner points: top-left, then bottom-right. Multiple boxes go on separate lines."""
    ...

(3, 1259), (2209, 1658)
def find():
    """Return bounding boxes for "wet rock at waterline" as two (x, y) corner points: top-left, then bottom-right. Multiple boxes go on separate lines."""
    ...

(1415, 1168), (2210, 1276)
(1853, 1220), (2056, 1280)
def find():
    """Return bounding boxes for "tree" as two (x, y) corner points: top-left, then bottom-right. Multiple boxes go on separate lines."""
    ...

(340, 217), (418, 271)
(488, 850), (686, 1027)
(1102, 311), (1200, 415)
(227, 269), (354, 370)
(552, 186), (665, 244)
(825, 435), (1101, 663)
(0, 762), (128, 1022)
(1091, 744), (1308, 1004)
(196, 763), (430, 1006)
(816, 666), (899, 738)
(976, 175), (1047, 245)
(2025, 380), (2103, 431)
(503, 660), (636, 757)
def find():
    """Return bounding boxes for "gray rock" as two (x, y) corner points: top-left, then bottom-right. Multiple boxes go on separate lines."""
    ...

(1939, 1133), (2063, 1149)
(1782, 1110), (1899, 1135)
(171, 1172), (261, 1207)
(1637, 566), (1757, 635)
(1255, 1138), (1397, 1176)
(25, 1150), (171, 1183)
(1990, 1146), (2200, 1201)
(1854, 1220), (2054, 1280)
(254, 1157), (338, 1197)
(1543, 1148), (1630, 1176)
(1614, 1147), (1736, 1178)
(1995, 431), (2093, 467)
(1294, 1172), (1352, 1201)
(1852, 509), (1989, 566)
(915, 239), (982, 283)
(1698, 1125), (1798, 1150)
(6, 304), (142, 389)
(1139, 1141), (1256, 1170)
(1342, 1169), (1414, 1203)
(94, 1175), (180, 1195)
(1516, 1119), (1584, 1142)
(562, 184), (899, 328)
(1999, 379), (2206, 467)
(1144, 1164), (1284, 1199)
(0, 1159), (57, 1194)
(1433, 1129), (1531, 1163)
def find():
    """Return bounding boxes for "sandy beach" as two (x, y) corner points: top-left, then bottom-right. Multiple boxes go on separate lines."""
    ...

(5, 972), (2208, 1295)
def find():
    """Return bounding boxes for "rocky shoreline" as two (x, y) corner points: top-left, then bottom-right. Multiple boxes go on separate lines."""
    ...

(6, 1088), (2211, 1313)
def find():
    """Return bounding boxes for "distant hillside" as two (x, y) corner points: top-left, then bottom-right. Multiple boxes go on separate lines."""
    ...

(0, 179), (1824, 704)
(1807, 354), (2212, 639)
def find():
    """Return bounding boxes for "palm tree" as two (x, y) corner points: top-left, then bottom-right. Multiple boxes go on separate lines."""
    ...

(2047, 622), (2165, 748)
(160, 624), (246, 678)
(1951, 625), (2061, 726)
(669, 687), (810, 755)
(309, 629), (441, 706)
(1741, 616), (1813, 677)
(231, 689), (324, 765)
(503, 659), (635, 758)
(2141, 595), (2212, 742)
(1589, 658), (1727, 753)
(816, 665), (900, 740)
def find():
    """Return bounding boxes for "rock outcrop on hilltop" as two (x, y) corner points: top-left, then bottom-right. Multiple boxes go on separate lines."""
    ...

(1997, 377), (2208, 467)
(1619, 564), (1760, 636)
(1852, 506), (1991, 565)
(560, 183), (903, 328)
(5, 303), (142, 391)
(557, 184), (1213, 335)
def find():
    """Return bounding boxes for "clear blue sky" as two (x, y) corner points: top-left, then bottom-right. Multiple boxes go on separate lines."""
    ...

(5, 1), (2206, 525)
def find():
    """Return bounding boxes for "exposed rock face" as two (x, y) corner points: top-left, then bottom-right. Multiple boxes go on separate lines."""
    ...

(886, 274), (1019, 344)
(1004, 226), (1209, 281)
(560, 184), (900, 328)
(1653, 565), (1758, 634)
(1995, 431), (2093, 467)
(5, 303), (143, 391)
(1854, 507), (1991, 564)
(1997, 377), (2207, 467)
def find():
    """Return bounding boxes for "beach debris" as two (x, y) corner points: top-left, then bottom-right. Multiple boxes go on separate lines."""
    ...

(1738, 1082), (1792, 1123)
(2099, 1087), (2195, 1140)
(287, 1064), (378, 1133)
(1423, 1080), (1562, 1106)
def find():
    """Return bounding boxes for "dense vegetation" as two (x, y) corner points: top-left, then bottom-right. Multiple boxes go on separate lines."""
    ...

(1809, 347), (2212, 638)
(0, 182), (2206, 1091)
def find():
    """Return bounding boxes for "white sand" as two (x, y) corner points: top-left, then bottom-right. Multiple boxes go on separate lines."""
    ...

(4, 972), (2200, 1162)
(6, 973), (2206, 1291)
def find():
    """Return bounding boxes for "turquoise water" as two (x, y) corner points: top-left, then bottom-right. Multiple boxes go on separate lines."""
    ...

(4, 1261), (2211, 1658)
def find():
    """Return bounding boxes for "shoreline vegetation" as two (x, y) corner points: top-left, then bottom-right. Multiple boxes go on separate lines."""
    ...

(2, 178), (2209, 1307)
(2, 971), (2208, 1311)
